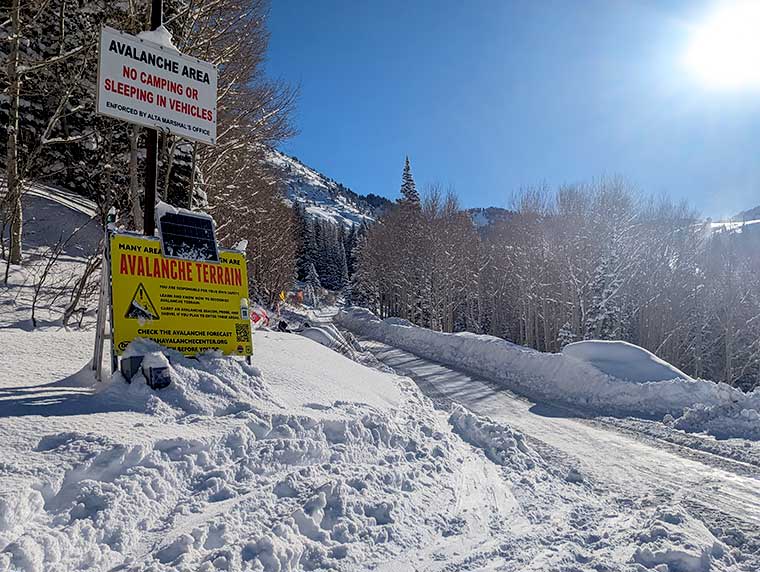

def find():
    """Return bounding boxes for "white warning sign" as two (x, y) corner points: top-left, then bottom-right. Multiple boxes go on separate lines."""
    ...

(96, 26), (217, 144)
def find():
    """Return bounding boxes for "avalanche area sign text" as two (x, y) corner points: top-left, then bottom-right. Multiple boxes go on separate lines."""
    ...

(96, 26), (217, 144)
(110, 233), (252, 357)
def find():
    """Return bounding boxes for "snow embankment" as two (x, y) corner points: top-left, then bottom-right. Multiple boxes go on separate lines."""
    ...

(562, 340), (692, 383)
(0, 331), (545, 572)
(448, 405), (541, 471)
(337, 308), (760, 440)
(634, 507), (731, 572)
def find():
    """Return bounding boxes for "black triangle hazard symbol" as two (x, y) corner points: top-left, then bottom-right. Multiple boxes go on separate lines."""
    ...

(125, 283), (160, 320)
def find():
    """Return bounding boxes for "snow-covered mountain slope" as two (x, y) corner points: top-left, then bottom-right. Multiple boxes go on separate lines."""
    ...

(0, 183), (102, 331)
(734, 205), (760, 221)
(707, 205), (760, 234)
(265, 149), (391, 228)
(710, 218), (760, 234)
(468, 206), (514, 228)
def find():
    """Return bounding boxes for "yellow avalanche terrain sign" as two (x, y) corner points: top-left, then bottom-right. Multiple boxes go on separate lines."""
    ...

(110, 232), (252, 357)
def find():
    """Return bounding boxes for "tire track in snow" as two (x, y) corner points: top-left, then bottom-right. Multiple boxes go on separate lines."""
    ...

(359, 337), (760, 567)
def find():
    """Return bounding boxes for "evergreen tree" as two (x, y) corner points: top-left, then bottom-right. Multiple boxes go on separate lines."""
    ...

(305, 261), (322, 289)
(305, 262), (321, 307)
(398, 156), (420, 208)
(293, 202), (312, 280)
(323, 223), (340, 289)
(344, 224), (359, 276)
(338, 239), (350, 291)
(557, 321), (577, 349)
(309, 218), (323, 279)
(351, 230), (378, 309)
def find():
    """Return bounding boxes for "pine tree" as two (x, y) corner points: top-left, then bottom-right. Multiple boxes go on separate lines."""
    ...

(338, 239), (350, 291)
(344, 224), (359, 276)
(398, 156), (420, 208)
(305, 262), (321, 307)
(305, 262), (322, 289)
(584, 246), (623, 340)
(309, 218), (323, 280)
(351, 229), (377, 309)
(557, 321), (577, 349)
(293, 202), (312, 280)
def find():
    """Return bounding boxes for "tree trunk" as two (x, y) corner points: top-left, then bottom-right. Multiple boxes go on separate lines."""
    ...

(6, 0), (22, 265)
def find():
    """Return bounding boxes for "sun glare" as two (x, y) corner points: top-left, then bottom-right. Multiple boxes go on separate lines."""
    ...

(685, 1), (760, 89)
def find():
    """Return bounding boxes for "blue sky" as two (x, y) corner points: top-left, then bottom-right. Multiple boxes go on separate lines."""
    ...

(265, 0), (760, 218)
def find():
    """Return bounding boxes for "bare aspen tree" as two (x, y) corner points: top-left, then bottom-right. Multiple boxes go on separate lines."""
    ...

(1, 0), (90, 265)
(356, 175), (760, 389)
(5, 0), (21, 265)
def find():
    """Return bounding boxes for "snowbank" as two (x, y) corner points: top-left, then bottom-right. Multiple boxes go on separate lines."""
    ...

(673, 398), (760, 441)
(299, 324), (360, 360)
(1, 332), (547, 572)
(633, 506), (733, 571)
(337, 308), (760, 440)
(104, 339), (276, 417)
(448, 405), (541, 471)
(563, 340), (692, 383)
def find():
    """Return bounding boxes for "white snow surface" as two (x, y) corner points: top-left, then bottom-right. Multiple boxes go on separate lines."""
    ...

(710, 219), (760, 233)
(634, 507), (731, 572)
(4, 325), (749, 571)
(137, 25), (179, 52)
(1, 191), (756, 571)
(1, 330), (439, 572)
(155, 199), (213, 223)
(337, 308), (760, 440)
(350, 334), (760, 572)
(562, 340), (692, 383)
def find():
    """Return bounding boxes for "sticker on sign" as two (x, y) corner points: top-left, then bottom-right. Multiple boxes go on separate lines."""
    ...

(97, 26), (217, 145)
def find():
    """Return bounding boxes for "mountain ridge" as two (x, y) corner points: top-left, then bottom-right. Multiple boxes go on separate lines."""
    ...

(265, 150), (760, 233)
(733, 205), (760, 221)
(265, 148), (392, 227)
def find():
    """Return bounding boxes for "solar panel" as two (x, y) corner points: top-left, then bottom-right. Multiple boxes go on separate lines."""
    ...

(159, 212), (220, 262)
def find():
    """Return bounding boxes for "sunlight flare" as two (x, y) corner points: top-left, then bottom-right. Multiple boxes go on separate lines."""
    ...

(685, 0), (760, 89)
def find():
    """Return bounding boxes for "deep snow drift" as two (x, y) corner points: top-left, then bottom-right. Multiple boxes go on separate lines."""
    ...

(1, 332), (428, 572)
(3, 323), (750, 571)
(337, 308), (760, 440)
(1, 190), (755, 571)
(562, 340), (692, 383)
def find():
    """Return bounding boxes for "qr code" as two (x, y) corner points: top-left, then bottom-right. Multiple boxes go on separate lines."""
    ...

(236, 323), (251, 343)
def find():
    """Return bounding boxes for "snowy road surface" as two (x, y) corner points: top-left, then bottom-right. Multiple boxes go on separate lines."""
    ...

(359, 338), (760, 565)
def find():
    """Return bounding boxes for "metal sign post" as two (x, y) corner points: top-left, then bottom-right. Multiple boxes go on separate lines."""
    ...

(143, 0), (162, 237)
